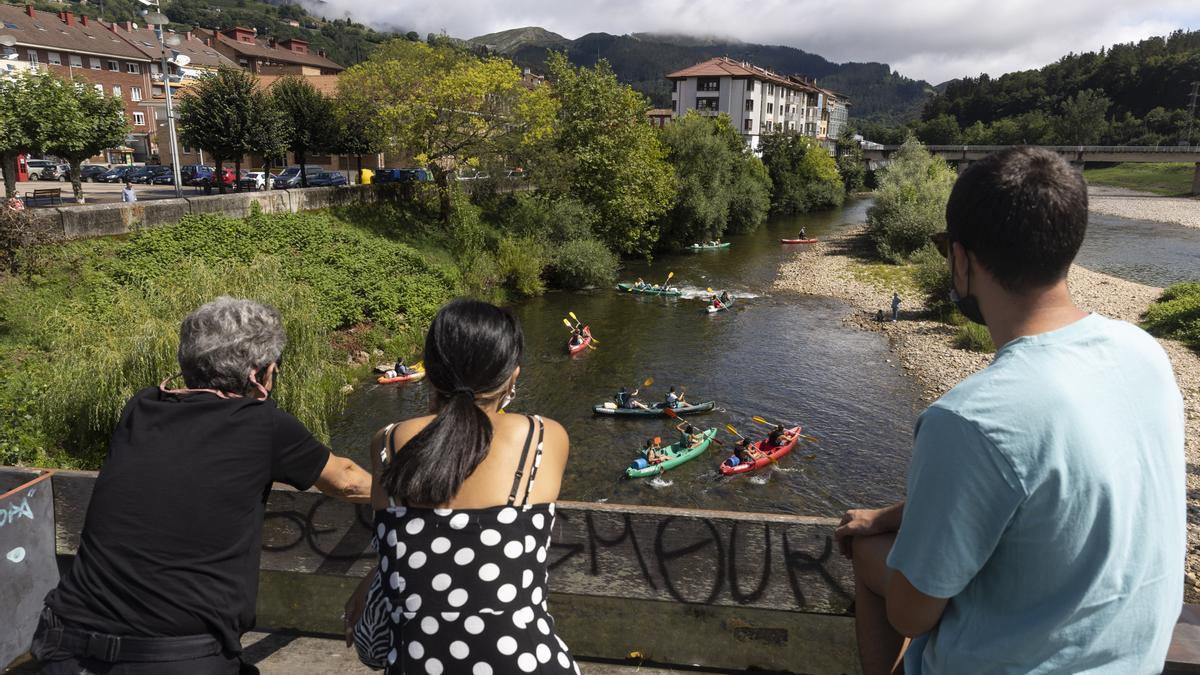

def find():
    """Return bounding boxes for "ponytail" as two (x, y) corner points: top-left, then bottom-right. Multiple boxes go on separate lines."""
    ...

(380, 299), (523, 506)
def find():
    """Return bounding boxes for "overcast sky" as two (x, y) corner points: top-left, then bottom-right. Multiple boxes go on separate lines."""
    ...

(313, 0), (1199, 84)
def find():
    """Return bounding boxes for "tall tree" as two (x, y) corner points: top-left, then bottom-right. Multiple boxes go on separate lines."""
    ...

(33, 76), (128, 203)
(1056, 89), (1111, 144)
(760, 131), (844, 215)
(547, 52), (675, 257)
(0, 77), (32, 200)
(177, 68), (259, 194)
(332, 93), (380, 186)
(338, 39), (556, 220)
(245, 89), (288, 179)
(272, 77), (337, 188)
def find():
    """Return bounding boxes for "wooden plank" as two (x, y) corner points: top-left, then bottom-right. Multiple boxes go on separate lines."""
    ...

(1167, 605), (1200, 674)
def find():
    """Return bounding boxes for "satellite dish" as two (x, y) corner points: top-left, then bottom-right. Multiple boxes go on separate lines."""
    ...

(172, 54), (190, 67)
(0, 35), (17, 47)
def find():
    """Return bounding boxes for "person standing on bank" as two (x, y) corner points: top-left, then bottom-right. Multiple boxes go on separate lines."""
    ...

(834, 147), (1184, 674)
(32, 297), (373, 674)
(346, 299), (578, 674)
(891, 292), (901, 322)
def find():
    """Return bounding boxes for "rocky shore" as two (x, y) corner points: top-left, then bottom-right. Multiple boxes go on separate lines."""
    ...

(1088, 185), (1200, 229)
(775, 225), (1200, 595)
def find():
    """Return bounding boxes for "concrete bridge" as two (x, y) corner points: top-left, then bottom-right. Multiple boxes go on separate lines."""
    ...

(861, 145), (1200, 194)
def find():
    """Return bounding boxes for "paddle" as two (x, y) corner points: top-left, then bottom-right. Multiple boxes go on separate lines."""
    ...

(706, 287), (727, 311)
(751, 415), (818, 443)
(661, 271), (675, 292)
(565, 313), (598, 344)
(664, 406), (722, 447)
(728, 422), (781, 466)
(724, 423), (744, 439)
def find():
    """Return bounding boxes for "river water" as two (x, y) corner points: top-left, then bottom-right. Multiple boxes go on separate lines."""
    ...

(330, 199), (1200, 517)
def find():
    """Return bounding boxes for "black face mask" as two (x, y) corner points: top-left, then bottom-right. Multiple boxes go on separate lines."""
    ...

(949, 253), (987, 326)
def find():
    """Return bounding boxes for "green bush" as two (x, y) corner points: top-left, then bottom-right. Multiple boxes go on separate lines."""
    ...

(910, 244), (953, 318)
(546, 238), (620, 290)
(496, 236), (547, 297)
(1142, 281), (1200, 349)
(867, 136), (957, 262)
(953, 319), (996, 353)
(760, 131), (844, 215)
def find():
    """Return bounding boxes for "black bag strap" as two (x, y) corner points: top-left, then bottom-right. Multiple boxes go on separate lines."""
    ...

(507, 415), (536, 506)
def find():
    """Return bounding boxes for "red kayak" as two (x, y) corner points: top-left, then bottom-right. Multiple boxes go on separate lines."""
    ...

(719, 426), (802, 475)
(781, 238), (818, 244)
(568, 325), (591, 355)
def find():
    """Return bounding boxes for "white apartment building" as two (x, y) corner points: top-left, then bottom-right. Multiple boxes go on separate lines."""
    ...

(667, 57), (849, 152)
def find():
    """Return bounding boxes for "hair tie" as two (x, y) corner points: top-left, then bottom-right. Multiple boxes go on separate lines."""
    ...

(450, 386), (475, 397)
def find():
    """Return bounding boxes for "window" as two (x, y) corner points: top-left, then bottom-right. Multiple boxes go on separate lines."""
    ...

(695, 97), (719, 112)
(126, 62), (141, 74)
(765, 121), (773, 132)
(26, 50), (38, 65)
(151, 63), (160, 75)
(767, 102), (773, 114)
(697, 77), (719, 92)
(745, 99), (754, 112)
(107, 60), (119, 71)
(93, 83), (103, 96)
(130, 86), (142, 101)
(69, 54), (82, 67)
(671, 100), (677, 111)
(112, 85), (122, 98)
(671, 80), (677, 92)
(133, 112), (145, 126)
(768, 84), (774, 95)
(47, 52), (61, 65)
(744, 119), (752, 131)
(90, 57), (100, 70)
(748, 80), (755, 92)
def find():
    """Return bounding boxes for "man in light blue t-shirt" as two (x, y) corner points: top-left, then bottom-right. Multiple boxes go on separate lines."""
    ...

(835, 147), (1185, 675)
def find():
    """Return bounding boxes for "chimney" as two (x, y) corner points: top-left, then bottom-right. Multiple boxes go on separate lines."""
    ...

(317, 49), (326, 58)
(267, 37), (276, 48)
(185, 31), (192, 41)
(120, 21), (133, 31)
(25, 4), (34, 17)
(80, 14), (88, 26)
(62, 12), (75, 27)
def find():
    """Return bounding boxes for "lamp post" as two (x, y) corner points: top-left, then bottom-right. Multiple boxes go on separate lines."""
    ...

(142, 8), (183, 197)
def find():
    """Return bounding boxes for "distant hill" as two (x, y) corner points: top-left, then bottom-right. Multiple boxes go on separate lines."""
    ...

(469, 28), (933, 123)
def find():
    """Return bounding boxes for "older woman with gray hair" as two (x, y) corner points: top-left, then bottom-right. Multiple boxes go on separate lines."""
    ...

(32, 297), (372, 674)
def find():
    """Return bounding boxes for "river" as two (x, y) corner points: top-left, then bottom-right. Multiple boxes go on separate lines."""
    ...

(330, 198), (1200, 517)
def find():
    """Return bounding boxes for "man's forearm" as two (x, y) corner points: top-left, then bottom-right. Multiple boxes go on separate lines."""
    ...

(317, 456), (373, 503)
(878, 500), (905, 531)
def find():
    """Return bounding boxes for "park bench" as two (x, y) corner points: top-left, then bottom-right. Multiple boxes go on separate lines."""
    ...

(23, 188), (62, 207)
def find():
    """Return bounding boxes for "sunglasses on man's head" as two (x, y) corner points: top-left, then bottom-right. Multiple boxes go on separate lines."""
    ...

(930, 231), (950, 258)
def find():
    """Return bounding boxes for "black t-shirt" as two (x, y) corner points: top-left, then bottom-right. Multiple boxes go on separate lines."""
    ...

(45, 386), (331, 655)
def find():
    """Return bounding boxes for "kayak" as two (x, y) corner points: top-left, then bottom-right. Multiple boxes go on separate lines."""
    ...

(568, 326), (591, 355)
(593, 400), (716, 417)
(690, 242), (731, 251)
(781, 238), (818, 244)
(707, 295), (735, 314)
(626, 428), (718, 478)
(617, 283), (682, 297)
(719, 426), (802, 475)
(377, 366), (426, 385)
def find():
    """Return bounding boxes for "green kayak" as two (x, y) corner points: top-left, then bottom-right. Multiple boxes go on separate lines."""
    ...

(626, 428), (718, 478)
(617, 282), (682, 297)
(689, 242), (731, 251)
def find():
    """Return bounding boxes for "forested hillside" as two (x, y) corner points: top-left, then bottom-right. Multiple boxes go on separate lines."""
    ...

(904, 29), (1200, 146)
(472, 29), (932, 124)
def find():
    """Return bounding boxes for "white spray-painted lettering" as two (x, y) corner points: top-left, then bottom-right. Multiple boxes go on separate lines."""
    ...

(0, 497), (35, 528)
(7, 546), (26, 563)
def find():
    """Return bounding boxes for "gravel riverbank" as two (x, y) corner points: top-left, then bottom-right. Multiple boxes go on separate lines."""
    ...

(1088, 185), (1200, 229)
(775, 226), (1200, 596)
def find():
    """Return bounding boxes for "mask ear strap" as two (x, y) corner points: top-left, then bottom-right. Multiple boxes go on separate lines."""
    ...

(249, 368), (270, 401)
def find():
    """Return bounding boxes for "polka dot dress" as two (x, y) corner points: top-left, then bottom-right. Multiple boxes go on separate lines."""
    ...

(366, 415), (578, 675)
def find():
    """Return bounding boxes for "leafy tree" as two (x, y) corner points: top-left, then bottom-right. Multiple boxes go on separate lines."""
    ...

(1056, 89), (1111, 144)
(338, 39), (556, 221)
(332, 93), (380, 185)
(272, 76), (337, 188)
(547, 52), (675, 257)
(726, 153), (772, 234)
(835, 131), (866, 193)
(866, 136), (957, 261)
(0, 77), (32, 200)
(30, 75), (128, 203)
(760, 131), (843, 214)
(913, 113), (962, 145)
(178, 68), (260, 193)
(245, 89), (288, 177)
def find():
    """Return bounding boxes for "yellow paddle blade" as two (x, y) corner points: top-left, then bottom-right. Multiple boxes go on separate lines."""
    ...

(562, 318), (573, 329)
(752, 416), (770, 425)
(569, 311), (579, 322)
(706, 287), (714, 294)
(800, 434), (818, 443)
(643, 377), (654, 387)
(666, 272), (674, 280)
(589, 336), (599, 344)
(725, 424), (739, 436)
(586, 343), (597, 350)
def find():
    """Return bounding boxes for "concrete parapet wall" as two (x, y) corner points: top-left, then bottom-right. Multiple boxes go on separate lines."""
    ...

(0, 467), (858, 673)
(33, 185), (400, 241)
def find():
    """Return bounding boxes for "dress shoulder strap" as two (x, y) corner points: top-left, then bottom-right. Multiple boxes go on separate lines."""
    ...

(506, 415), (537, 506)
(519, 416), (546, 506)
(378, 422), (398, 468)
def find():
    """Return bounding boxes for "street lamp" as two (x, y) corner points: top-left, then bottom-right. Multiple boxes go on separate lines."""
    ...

(142, 7), (183, 196)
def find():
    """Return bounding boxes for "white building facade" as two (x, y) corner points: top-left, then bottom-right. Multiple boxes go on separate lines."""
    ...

(667, 57), (848, 153)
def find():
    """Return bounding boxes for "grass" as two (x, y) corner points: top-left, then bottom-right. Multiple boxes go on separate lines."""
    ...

(849, 259), (920, 296)
(951, 314), (996, 353)
(1142, 281), (1200, 350)
(1083, 163), (1198, 197)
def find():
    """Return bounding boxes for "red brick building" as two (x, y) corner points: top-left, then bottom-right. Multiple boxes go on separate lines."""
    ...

(199, 27), (343, 76)
(0, 4), (155, 161)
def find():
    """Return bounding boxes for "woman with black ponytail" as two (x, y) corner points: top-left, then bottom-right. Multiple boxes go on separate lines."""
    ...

(347, 298), (578, 675)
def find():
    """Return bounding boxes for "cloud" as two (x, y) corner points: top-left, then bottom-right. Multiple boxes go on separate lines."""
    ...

(312, 0), (1200, 83)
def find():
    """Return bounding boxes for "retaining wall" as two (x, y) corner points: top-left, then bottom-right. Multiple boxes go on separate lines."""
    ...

(0, 467), (857, 674)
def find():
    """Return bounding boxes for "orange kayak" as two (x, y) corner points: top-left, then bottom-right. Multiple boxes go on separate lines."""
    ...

(377, 368), (425, 385)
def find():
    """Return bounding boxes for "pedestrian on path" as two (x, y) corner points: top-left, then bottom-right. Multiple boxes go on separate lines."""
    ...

(121, 181), (136, 203)
(891, 292), (901, 321)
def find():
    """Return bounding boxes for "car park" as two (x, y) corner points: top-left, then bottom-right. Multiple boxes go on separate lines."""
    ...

(275, 166), (324, 188)
(307, 171), (348, 187)
(77, 165), (109, 182)
(99, 166), (134, 183)
(150, 166), (178, 185)
(125, 166), (158, 184)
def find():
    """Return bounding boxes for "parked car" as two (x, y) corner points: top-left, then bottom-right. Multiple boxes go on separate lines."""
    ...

(99, 166), (134, 183)
(375, 167), (432, 184)
(237, 171), (277, 191)
(454, 168), (490, 181)
(505, 168), (528, 180)
(37, 163), (71, 182)
(150, 166), (178, 185)
(179, 165), (211, 185)
(77, 165), (109, 182)
(25, 159), (57, 180)
(275, 165), (324, 188)
(192, 167), (235, 188)
(307, 171), (348, 187)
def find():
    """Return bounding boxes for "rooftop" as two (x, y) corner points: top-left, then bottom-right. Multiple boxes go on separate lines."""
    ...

(0, 4), (149, 61)
(198, 27), (343, 72)
(667, 56), (820, 94)
(106, 23), (237, 70)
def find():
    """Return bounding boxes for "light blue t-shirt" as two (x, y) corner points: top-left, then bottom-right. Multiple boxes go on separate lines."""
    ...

(889, 314), (1185, 674)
